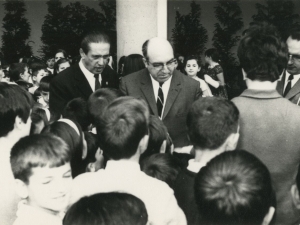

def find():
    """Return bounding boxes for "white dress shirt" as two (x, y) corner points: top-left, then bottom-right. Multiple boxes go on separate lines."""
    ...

(284, 71), (300, 92)
(150, 75), (172, 118)
(79, 59), (102, 92)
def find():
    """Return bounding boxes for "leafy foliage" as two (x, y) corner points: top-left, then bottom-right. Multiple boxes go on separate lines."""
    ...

(40, 0), (116, 59)
(252, 0), (299, 40)
(1, 0), (32, 63)
(171, 1), (208, 60)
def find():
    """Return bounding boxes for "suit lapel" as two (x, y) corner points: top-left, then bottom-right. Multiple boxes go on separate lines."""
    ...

(74, 65), (93, 99)
(162, 72), (182, 120)
(276, 69), (286, 95)
(140, 71), (158, 116)
(286, 78), (300, 99)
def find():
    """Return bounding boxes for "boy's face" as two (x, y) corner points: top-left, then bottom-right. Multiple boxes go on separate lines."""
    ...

(34, 69), (48, 84)
(41, 91), (49, 104)
(26, 163), (72, 214)
(21, 67), (30, 82)
(47, 58), (55, 69)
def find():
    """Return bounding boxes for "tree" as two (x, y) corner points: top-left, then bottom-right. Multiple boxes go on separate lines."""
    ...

(212, 0), (243, 68)
(171, 1), (208, 60)
(1, 0), (32, 63)
(252, 0), (299, 40)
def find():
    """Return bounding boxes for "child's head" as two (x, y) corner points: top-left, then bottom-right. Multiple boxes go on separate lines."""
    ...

(62, 98), (90, 131)
(63, 193), (148, 225)
(9, 63), (30, 82)
(187, 97), (239, 151)
(42, 119), (87, 178)
(46, 57), (55, 70)
(40, 76), (53, 105)
(31, 63), (48, 86)
(96, 96), (149, 160)
(55, 58), (70, 74)
(88, 88), (124, 125)
(140, 115), (173, 161)
(140, 153), (181, 190)
(55, 49), (68, 62)
(195, 150), (275, 225)
(10, 134), (72, 214)
(184, 55), (201, 77)
(205, 48), (220, 64)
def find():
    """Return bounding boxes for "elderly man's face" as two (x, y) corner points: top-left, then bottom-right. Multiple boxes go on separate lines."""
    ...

(287, 36), (300, 75)
(80, 42), (110, 74)
(145, 39), (176, 83)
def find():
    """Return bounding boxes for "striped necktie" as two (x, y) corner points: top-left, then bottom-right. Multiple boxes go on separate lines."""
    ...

(157, 82), (164, 117)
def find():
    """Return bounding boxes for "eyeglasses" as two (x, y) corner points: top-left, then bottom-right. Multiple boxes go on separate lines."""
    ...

(288, 54), (300, 61)
(147, 58), (177, 70)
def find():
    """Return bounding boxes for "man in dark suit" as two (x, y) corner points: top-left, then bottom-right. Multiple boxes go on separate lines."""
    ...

(50, 30), (119, 116)
(120, 37), (201, 147)
(277, 28), (300, 105)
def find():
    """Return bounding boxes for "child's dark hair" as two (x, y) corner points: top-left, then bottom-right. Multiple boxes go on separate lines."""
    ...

(64, 193), (148, 225)
(30, 62), (47, 77)
(184, 55), (201, 68)
(141, 153), (181, 190)
(10, 134), (70, 183)
(9, 63), (27, 82)
(205, 48), (221, 63)
(39, 75), (53, 92)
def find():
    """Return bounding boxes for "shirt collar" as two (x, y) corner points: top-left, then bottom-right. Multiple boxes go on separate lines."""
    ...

(187, 159), (206, 173)
(240, 89), (282, 99)
(105, 160), (141, 172)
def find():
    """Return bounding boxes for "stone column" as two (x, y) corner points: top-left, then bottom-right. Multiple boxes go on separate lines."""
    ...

(116, 0), (167, 60)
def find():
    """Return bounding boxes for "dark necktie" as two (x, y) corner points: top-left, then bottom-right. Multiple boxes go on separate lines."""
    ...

(157, 82), (164, 117)
(284, 74), (294, 97)
(94, 74), (101, 91)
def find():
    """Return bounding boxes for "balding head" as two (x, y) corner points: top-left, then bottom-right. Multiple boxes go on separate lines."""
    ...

(142, 37), (176, 83)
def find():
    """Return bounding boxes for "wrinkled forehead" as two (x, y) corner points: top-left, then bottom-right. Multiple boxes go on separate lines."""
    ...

(287, 36), (300, 54)
(147, 39), (174, 62)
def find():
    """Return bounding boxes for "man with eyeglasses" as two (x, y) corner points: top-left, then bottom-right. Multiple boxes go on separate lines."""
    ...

(120, 37), (202, 147)
(50, 30), (119, 116)
(277, 29), (300, 105)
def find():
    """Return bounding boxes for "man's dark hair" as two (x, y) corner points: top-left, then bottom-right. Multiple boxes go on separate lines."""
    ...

(141, 153), (181, 190)
(140, 115), (172, 161)
(186, 97), (239, 150)
(10, 134), (70, 184)
(9, 63), (27, 82)
(63, 193), (148, 225)
(88, 88), (124, 125)
(62, 98), (90, 131)
(238, 22), (288, 82)
(96, 96), (149, 160)
(142, 39), (149, 60)
(0, 83), (33, 137)
(81, 30), (111, 54)
(195, 150), (273, 225)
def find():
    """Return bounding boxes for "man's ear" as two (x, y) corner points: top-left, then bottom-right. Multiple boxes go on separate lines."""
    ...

(143, 58), (148, 68)
(79, 48), (86, 59)
(291, 184), (300, 209)
(224, 132), (239, 151)
(14, 179), (28, 199)
(138, 134), (149, 154)
(159, 140), (167, 154)
(262, 206), (275, 225)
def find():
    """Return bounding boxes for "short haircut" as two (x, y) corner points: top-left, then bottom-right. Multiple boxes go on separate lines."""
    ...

(62, 98), (90, 131)
(55, 49), (68, 58)
(123, 54), (145, 76)
(194, 150), (273, 225)
(289, 27), (300, 41)
(42, 120), (84, 178)
(88, 88), (124, 125)
(10, 134), (70, 184)
(205, 48), (220, 63)
(140, 153), (181, 189)
(30, 62), (47, 77)
(63, 193), (148, 225)
(81, 30), (110, 54)
(187, 97), (239, 150)
(54, 58), (70, 73)
(238, 22), (288, 82)
(9, 63), (27, 82)
(96, 96), (149, 160)
(0, 83), (33, 137)
(142, 39), (149, 59)
(39, 75), (53, 92)
(141, 115), (172, 161)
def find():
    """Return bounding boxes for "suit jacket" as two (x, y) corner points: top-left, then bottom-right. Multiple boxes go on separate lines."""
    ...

(276, 70), (300, 105)
(50, 64), (119, 116)
(119, 68), (202, 147)
(232, 89), (300, 225)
